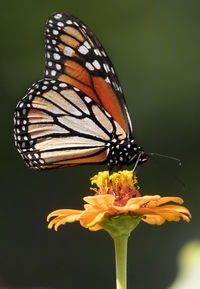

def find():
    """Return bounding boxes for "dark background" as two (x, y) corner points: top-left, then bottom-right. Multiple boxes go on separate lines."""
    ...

(1, 0), (200, 288)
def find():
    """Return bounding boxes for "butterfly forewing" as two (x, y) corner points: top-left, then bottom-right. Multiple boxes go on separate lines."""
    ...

(14, 79), (127, 169)
(45, 13), (133, 137)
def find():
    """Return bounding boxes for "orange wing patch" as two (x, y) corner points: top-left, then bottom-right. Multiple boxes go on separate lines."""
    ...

(64, 60), (91, 86)
(92, 76), (127, 133)
(59, 61), (127, 133)
(58, 74), (98, 102)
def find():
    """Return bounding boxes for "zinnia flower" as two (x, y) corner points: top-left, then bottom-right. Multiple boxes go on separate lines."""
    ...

(47, 170), (191, 289)
(47, 170), (191, 231)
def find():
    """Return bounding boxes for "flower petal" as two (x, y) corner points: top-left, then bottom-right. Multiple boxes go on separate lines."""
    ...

(150, 196), (184, 206)
(80, 207), (102, 228)
(158, 204), (191, 217)
(47, 209), (83, 222)
(88, 224), (103, 231)
(83, 195), (115, 210)
(47, 209), (83, 230)
(126, 195), (161, 207)
(142, 215), (166, 225)
(82, 211), (107, 229)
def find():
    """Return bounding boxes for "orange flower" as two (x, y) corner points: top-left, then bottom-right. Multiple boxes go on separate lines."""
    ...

(47, 170), (191, 231)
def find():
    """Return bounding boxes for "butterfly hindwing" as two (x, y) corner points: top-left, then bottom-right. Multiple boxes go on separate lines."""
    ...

(45, 13), (133, 136)
(14, 79), (126, 169)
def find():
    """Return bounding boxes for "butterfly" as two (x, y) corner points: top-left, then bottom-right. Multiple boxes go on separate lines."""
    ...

(13, 13), (148, 170)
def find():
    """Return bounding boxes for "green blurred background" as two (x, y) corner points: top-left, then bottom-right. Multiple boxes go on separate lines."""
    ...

(1, 0), (200, 288)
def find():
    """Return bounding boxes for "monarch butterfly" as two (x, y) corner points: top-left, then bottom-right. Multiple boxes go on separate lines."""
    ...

(14, 13), (148, 170)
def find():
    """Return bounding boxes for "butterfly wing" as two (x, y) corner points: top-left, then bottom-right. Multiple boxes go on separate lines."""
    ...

(45, 13), (133, 137)
(14, 79), (126, 169)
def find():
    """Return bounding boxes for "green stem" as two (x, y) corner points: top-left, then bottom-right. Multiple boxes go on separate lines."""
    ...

(114, 235), (129, 289)
(101, 215), (141, 289)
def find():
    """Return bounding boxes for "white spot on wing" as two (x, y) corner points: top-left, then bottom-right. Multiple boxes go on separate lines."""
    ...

(28, 154), (32, 159)
(57, 22), (64, 27)
(104, 110), (111, 118)
(84, 41), (91, 49)
(106, 64), (110, 72)
(105, 76), (111, 84)
(56, 64), (62, 70)
(51, 70), (56, 76)
(78, 45), (89, 55)
(53, 30), (59, 35)
(94, 49), (101, 56)
(66, 20), (72, 24)
(84, 96), (92, 103)
(63, 46), (74, 57)
(103, 64), (108, 73)
(85, 62), (94, 71)
(111, 67), (115, 74)
(53, 53), (60, 60)
(93, 60), (101, 69)
(54, 14), (62, 19)
(59, 83), (67, 87)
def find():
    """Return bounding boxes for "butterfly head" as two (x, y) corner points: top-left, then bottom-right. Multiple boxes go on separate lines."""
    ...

(138, 151), (148, 164)
(107, 139), (148, 169)
(128, 144), (148, 166)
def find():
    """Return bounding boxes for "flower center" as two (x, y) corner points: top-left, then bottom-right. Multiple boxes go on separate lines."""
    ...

(91, 170), (141, 207)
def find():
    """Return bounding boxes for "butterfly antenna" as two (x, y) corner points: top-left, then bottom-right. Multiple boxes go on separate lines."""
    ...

(148, 153), (182, 166)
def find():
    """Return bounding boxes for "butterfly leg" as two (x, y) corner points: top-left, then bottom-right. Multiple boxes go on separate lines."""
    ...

(132, 153), (142, 172)
(110, 179), (116, 196)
